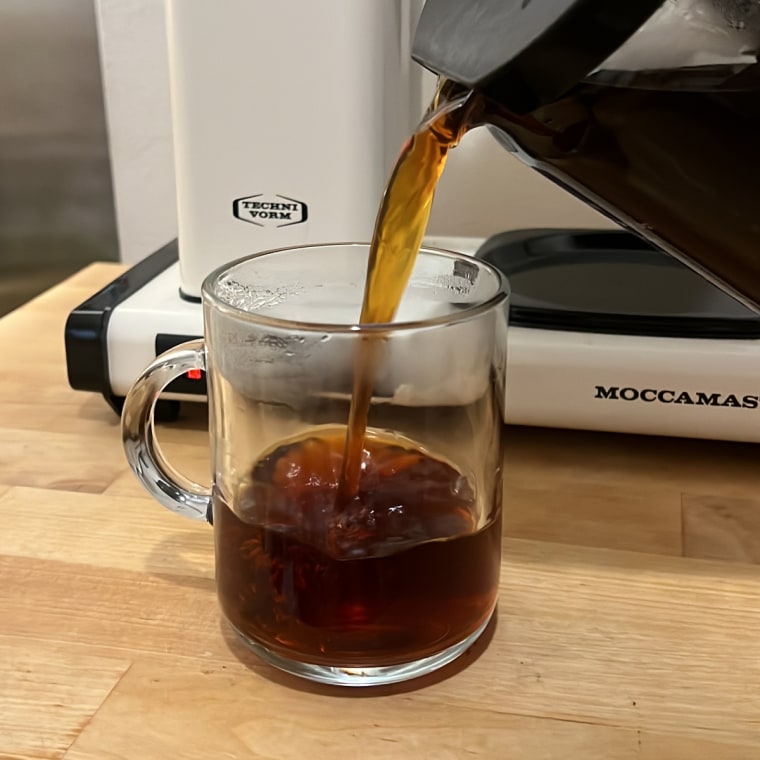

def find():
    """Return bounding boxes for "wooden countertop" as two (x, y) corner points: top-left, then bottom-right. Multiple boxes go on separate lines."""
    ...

(2, 263), (760, 759)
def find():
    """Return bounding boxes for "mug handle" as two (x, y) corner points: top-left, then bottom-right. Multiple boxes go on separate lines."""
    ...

(121, 339), (212, 522)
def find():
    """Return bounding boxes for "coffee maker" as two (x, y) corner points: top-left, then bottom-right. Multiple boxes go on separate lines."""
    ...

(67, 0), (760, 442)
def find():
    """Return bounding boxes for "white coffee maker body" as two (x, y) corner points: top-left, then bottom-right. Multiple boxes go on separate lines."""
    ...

(167, 0), (425, 298)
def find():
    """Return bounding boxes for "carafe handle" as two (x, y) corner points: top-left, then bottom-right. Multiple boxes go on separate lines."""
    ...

(121, 339), (212, 522)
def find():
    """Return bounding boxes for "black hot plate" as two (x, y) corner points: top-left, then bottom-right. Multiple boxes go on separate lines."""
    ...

(475, 229), (760, 339)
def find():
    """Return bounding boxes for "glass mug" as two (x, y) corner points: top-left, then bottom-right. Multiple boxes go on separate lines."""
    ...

(122, 243), (509, 686)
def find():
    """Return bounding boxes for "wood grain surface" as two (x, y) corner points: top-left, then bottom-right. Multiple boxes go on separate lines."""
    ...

(1, 263), (759, 759)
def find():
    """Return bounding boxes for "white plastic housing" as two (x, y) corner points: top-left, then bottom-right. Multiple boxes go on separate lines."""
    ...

(505, 326), (760, 443)
(166, 0), (422, 297)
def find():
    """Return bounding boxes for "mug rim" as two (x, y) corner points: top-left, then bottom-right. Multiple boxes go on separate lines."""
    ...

(201, 242), (509, 334)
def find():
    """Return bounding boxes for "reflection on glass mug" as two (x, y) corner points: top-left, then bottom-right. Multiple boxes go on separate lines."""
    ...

(122, 243), (509, 686)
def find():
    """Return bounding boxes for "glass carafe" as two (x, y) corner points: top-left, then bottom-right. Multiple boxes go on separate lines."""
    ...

(414, 0), (760, 309)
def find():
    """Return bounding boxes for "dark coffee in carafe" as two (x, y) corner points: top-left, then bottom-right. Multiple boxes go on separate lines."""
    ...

(486, 65), (760, 309)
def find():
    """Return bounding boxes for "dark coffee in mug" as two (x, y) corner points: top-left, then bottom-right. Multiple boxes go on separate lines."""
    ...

(210, 80), (499, 667)
(214, 428), (501, 666)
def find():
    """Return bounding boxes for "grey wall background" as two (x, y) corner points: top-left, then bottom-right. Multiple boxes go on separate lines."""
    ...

(0, 0), (118, 316)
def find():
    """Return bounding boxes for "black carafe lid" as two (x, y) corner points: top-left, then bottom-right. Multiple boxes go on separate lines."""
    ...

(412, 0), (664, 112)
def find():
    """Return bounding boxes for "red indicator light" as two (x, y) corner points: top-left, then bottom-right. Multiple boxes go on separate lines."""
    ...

(186, 369), (203, 380)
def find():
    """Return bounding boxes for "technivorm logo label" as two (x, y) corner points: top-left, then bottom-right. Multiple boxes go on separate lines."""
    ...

(233, 193), (308, 228)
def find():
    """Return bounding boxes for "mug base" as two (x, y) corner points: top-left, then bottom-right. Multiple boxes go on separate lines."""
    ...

(229, 612), (494, 687)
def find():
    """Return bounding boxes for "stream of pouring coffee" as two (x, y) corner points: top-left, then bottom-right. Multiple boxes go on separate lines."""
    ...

(337, 80), (481, 504)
